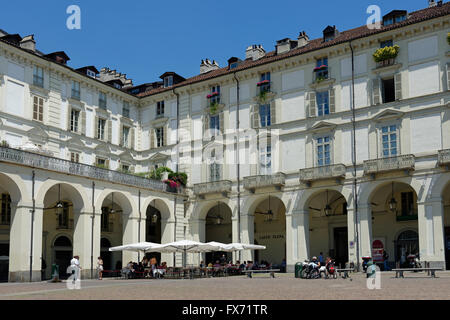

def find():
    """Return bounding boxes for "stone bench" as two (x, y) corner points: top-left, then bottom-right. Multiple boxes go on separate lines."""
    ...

(242, 269), (280, 278)
(392, 268), (443, 278)
(335, 268), (355, 279)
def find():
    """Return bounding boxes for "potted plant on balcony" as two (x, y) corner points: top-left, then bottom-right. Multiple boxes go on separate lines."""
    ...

(313, 65), (328, 72)
(209, 101), (219, 114)
(373, 45), (400, 67)
(1, 140), (10, 148)
(256, 79), (270, 87)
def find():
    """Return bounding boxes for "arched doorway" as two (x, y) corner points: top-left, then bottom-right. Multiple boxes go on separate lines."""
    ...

(42, 183), (81, 280)
(100, 238), (112, 273)
(0, 192), (11, 282)
(205, 202), (232, 264)
(369, 181), (419, 269)
(395, 230), (419, 268)
(306, 189), (348, 267)
(53, 236), (72, 280)
(252, 196), (286, 266)
(100, 192), (125, 271)
(145, 203), (162, 264)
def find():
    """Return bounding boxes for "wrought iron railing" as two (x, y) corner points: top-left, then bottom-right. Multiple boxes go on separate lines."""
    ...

(438, 149), (450, 166)
(363, 154), (415, 175)
(193, 180), (232, 195)
(0, 146), (176, 193)
(299, 164), (346, 182)
(243, 172), (286, 190)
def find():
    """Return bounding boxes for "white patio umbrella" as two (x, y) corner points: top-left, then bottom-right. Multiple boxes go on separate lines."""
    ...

(109, 242), (164, 253)
(223, 243), (266, 251)
(205, 241), (234, 252)
(156, 240), (224, 267)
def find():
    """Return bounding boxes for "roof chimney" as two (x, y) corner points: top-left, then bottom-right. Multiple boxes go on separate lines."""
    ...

(20, 35), (36, 52)
(428, 0), (437, 7)
(297, 31), (310, 48)
(200, 59), (220, 74)
(245, 45), (265, 61)
(276, 38), (298, 55)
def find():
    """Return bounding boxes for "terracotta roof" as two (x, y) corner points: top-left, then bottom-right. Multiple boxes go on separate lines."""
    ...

(137, 2), (450, 98)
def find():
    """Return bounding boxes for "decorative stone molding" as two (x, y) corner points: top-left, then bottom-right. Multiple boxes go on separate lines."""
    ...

(299, 164), (346, 184)
(243, 172), (286, 193)
(193, 180), (232, 198)
(363, 154), (415, 176)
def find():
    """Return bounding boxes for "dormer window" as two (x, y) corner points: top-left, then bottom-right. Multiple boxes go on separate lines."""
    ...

(230, 62), (238, 69)
(164, 76), (173, 88)
(323, 26), (338, 43)
(383, 10), (407, 27)
(87, 70), (96, 78)
(113, 82), (122, 89)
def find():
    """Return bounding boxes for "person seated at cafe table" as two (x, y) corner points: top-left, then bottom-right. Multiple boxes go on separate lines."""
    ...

(121, 261), (135, 279)
(141, 257), (148, 267)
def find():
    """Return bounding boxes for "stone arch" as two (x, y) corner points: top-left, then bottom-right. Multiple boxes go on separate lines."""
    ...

(0, 171), (27, 204)
(300, 186), (353, 213)
(358, 177), (422, 207)
(242, 192), (287, 217)
(52, 234), (73, 247)
(429, 172), (450, 201)
(141, 196), (173, 221)
(95, 189), (136, 216)
(191, 199), (236, 221)
(37, 180), (89, 211)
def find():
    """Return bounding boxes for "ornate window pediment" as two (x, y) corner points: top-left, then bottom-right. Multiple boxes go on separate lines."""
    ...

(27, 126), (48, 144)
(310, 121), (337, 134)
(372, 109), (404, 122)
(67, 136), (85, 149)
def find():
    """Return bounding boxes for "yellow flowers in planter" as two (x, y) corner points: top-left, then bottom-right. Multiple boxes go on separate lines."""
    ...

(373, 45), (400, 63)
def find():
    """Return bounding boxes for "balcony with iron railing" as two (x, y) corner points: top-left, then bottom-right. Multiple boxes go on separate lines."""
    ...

(438, 149), (450, 167)
(193, 180), (232, 197)
(0, 146), (178, 193)
(299, 164), (346, 184)
(243, 172), (286, 192)
(310, 67), (335, 89)
(363, 154), (415, 176)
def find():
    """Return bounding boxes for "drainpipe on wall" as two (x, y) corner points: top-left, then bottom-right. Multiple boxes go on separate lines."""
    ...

(29, 170), (35, 282)
(349, 41), (360, 271)
(233, 72), (242, 262)
(172, 88), (180, 266)
(91, 181), (95, 279)
(138, 189), (141, 262)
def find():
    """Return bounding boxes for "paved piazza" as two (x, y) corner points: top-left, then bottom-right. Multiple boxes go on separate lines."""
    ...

(0, 272), (449, 300)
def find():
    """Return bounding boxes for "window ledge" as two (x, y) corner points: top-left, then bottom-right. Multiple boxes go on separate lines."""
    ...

(372, 63), (402, 74)
(308, 78), (336, 89)
(29, 84), (50, 96)
(151, 116), (169, 126)
(253, 91), (276, 104)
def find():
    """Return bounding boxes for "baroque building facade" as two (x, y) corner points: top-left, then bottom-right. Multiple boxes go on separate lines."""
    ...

(0, 2), (449, 281)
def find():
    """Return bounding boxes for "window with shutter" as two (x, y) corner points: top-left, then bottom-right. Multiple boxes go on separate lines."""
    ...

(372, 78), (381, 105)
(33, 96), (44, 122)
(316, 91), (329, 116)
(80, 111), (86, 135)
(107, 120), (112, 143)
(270, 102), (276, 125)
(130, 128), (135, 150)
(150, 129), (155, 149)
(307, 92), (316, 117)
(394, 73), (402, 100)
(329, 88), (335, 113)
(447, 63), (450, 91)
(252, 105), (260, 129)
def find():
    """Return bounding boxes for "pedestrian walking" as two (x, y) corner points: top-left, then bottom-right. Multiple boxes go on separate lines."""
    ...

(69, 255), (81, 283)
(383, 250), (390, 271)
(97, 256), (104, 280)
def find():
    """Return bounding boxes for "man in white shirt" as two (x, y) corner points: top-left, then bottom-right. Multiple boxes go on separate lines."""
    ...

(69, 255), (81, 283)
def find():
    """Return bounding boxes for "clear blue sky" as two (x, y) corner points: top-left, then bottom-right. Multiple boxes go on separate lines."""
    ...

(0, 0), (434, 85)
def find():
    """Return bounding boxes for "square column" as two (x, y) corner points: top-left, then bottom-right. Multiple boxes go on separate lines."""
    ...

(73, 210), (101, 279)
(418, 198), (446, 268)
(358, 205), (373, 259)
(232, 217), (240, 262)
(9, 202), (43, 282)
(346, 206), (358, 265)
(240, 214), (254, 262)
(122, 215), (139, 265)
(294, 210), (309, 263)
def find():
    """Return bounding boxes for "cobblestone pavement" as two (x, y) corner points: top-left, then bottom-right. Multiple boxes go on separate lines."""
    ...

(0, 272), (449, 300)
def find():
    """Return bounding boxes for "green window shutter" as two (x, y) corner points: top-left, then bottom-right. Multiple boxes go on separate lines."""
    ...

(252, 105), (260, 129)
(394, 73), (402, 101)
(329, 88), (335, 113)
(307, 92), (316, 117)
(372, 78), (381, 105)
(80, 111), (86, 135)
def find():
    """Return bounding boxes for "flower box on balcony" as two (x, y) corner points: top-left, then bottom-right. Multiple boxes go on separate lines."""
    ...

(313, 65), (328, 72)
(376, 58), (396, 68)
(207, 92), (220, 99)
(257, 80), (270, 87)
(373, 45), (399, 65)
